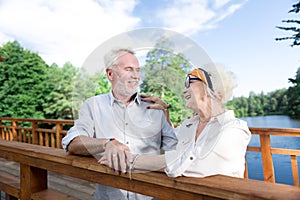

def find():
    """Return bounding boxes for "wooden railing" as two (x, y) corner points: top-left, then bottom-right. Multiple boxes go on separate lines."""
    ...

(246, 127), (300, 186)
(0, 139), (300, 200)
(0, 117), (73, 149)
(0, 117), (300, 186)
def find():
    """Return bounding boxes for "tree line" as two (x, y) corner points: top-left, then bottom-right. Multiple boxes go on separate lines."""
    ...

(1, 40), (300, 125)
(228, 69), (300, 119)
(1, 1), (300, 124)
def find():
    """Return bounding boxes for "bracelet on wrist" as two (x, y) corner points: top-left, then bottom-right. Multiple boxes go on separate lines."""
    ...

(129, 154), (140, 180)
(130, 154), (140, 170)
(103, 138), (116, 149)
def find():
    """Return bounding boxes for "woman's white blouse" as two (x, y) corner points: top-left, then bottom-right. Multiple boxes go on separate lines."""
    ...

(164, 110), (251, 178)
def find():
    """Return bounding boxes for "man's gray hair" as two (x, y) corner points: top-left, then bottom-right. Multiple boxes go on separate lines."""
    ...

(104, 48), (135, 69)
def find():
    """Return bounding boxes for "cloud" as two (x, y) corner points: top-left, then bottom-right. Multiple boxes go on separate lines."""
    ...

(0, 0), (247, 67)
(156, 0), (247, 36)
(0, 0), (140, 67)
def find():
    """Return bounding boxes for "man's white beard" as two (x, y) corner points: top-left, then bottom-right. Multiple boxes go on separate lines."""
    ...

(114, 80), (139, 97)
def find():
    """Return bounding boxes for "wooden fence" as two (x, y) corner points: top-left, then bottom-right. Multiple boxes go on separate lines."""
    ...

(0, 117), (300, 186)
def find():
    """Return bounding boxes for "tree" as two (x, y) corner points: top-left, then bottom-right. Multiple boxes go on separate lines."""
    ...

(70, 69), (111, 119)
(276, 1), (300, 46)
(141, 38), (193, 124)
(95, 72), (111, 95)
(43, 62), (78, 119)
(0, 41), (48, 118)
(286, 67), (300, 118)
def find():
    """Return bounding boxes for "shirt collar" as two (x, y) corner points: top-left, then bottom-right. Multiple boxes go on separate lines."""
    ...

(215, 110), (234, 125)
(108, 90), (141, 106)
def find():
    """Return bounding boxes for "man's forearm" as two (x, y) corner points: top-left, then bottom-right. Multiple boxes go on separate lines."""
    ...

(68, 135), (106, 156)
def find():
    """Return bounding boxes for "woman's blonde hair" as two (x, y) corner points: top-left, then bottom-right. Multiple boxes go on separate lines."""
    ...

(204, 63), (237, 104)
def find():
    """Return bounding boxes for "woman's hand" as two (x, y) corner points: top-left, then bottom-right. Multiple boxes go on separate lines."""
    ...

(141, 94), (171, 110)
(141, 94), (172, 126)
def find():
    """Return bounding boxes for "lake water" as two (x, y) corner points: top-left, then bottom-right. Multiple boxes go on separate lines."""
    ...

(240, 115), (300, 185)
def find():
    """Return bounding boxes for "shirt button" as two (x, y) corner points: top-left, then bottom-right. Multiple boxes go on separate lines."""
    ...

(189, 156), (194, 160)
(125, 123), (128, 125)
(126, 141), (129, 144)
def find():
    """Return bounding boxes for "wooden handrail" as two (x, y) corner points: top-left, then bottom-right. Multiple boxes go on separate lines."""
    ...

(0, 139), (299, 200)
(1, 117), (300, 186)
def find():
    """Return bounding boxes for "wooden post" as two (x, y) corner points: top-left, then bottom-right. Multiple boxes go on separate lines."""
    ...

(260, 133), (275, 183)
(20, 164), (47, 200)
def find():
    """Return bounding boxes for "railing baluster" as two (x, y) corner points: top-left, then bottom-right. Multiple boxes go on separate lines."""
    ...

(45, 132), (49, 147)
(290, 155), (299, 187)
(244, 154), (249, 179)
(55, 123), (62, 148)
(12, 120), (18, 142)
(39, 131), (43, 146)
(51, 132), (55, 148)
(32, 122), (38, 145)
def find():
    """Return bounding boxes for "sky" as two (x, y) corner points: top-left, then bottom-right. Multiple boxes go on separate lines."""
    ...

(0, 0), (299, 97)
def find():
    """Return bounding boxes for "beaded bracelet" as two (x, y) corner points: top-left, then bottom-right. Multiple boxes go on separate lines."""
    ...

(103, 138), (116, 149)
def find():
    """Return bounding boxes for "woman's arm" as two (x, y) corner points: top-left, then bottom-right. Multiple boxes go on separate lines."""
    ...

(133, 154), (167, 172)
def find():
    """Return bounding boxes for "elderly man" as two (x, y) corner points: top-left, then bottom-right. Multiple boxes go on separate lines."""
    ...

(62, 48), (177, 200)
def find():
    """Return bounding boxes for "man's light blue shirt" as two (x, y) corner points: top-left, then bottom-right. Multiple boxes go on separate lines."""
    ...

(62, 91), (177, 200)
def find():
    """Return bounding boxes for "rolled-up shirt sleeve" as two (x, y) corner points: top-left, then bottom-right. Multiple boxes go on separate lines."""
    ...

(62, 98), (95, 151)
(164, 148), (195, 177)
(161, 118), (178, 151)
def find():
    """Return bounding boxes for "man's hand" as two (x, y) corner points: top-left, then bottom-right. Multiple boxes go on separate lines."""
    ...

(98, 140), (132, 174)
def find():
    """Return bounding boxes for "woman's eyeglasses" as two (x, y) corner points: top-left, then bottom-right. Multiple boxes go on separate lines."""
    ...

(185, 76), (203, 88)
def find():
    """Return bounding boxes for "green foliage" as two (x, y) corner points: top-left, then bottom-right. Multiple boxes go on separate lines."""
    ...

(227, 85), (293, 118)
(0, 41), (48, 118)
(140, 38), (193, 124)
(43, 62), (78, 119)
(1, 40), (299, 122)
(95, 72), (111, 95)
(286, 67), (300, 118)
(276, 1), (300, 46)
(226, 89), (289, 118)
(71, 69), (111, 119)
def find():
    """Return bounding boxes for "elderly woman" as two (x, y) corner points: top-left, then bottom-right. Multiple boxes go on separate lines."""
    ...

(100, 66), (251, 178)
